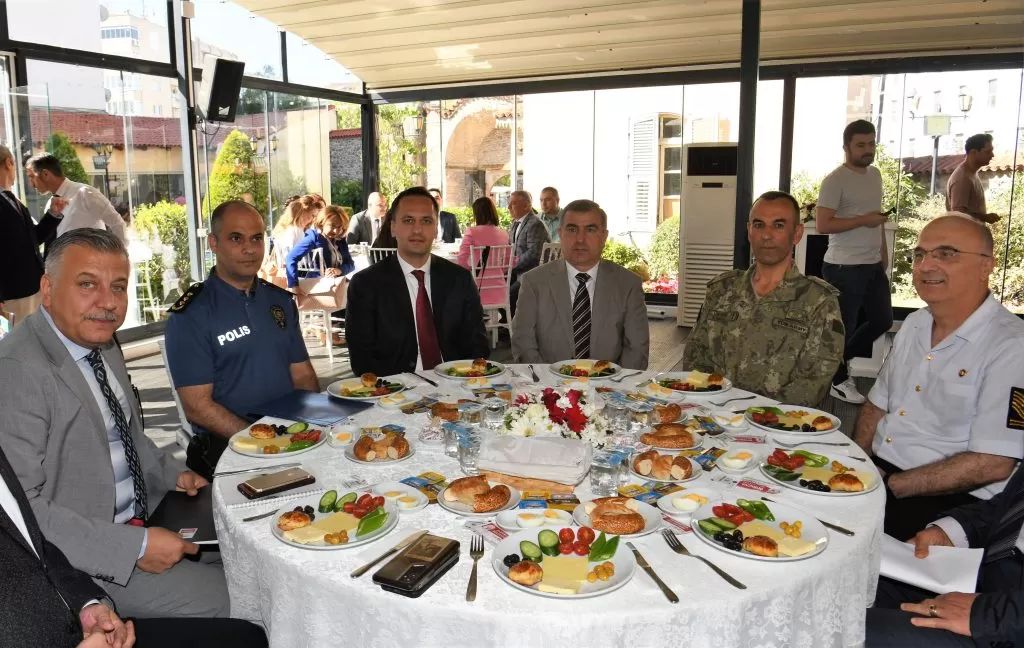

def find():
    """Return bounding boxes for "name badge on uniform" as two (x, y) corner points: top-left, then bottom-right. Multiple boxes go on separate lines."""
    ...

(270, 305), (287, 329)
(773, 317), (809, 335)
(1008, 387), (1024, 431)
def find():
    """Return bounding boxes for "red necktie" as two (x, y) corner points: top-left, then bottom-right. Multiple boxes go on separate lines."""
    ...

(411, 270), (442, 369)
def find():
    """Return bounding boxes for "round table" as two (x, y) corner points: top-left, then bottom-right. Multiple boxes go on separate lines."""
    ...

(213, 367), (884, 648)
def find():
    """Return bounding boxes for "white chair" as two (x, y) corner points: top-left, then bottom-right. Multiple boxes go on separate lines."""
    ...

(469, 244), (514, 348)
(296, 247), (347, 364)
(540, 242), (563, 264)
(158, 340), (194, 451)
(368, 247), (398, 264)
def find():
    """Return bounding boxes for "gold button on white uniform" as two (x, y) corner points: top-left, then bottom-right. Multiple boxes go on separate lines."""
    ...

(927, 354), (933, 361)
(885, 437), (893, 444)
(915, 385), (922, 392)
(899, 410), (906, 416)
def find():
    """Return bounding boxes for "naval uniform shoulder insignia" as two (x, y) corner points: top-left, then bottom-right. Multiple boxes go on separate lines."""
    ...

(169, 283), (203, 313)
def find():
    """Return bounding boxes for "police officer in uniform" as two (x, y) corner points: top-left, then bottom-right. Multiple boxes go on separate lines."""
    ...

(165, 200), (319, 479)
(683, 191), (845, 407)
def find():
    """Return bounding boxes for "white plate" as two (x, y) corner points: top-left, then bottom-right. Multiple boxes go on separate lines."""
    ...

(228, 419), (328, 458)
(548, 359), (622, 380)
(491, 529), (635, 600)
(690, 499), (829, 562)
(270, 493), (399, 551)
(370, 481), (429, 512)
(437, 483), (521, 517)
(628, 452), (703, 484)
(433, 360), (507, 381)
(758, 455), (880, 497)
(572, 499), (661, 538)
(656, 487), (718, 518)
(744, 406), (841, 436)
(652, 371), (734, 399)
(343, 443), (416, 465)
(637, 428), (704, 452)
(326, 378), (408, 401)
(716, 447), (763, 475)
(495, 508), (574, 532)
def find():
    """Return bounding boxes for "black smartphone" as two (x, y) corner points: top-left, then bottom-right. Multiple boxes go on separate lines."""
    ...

(372, 534), (460, 598)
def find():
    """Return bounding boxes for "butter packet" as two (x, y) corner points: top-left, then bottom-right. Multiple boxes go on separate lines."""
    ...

(400, 472), (447, 503)
(399, 396), (439, 414)
(691, 415), (726, 436)
(691, 446), (727, 471)
(619, 481), (683, 505)
(518, 491), (580, 512)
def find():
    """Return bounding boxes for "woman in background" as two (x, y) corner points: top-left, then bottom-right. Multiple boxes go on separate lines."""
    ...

(270, 194), (319, 269)
(457, 196), (509, 310)
(286, 205), (354, 310)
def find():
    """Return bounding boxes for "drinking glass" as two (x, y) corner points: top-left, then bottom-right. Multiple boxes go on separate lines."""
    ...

(605, 401), (630, 435)
(443, 423), (461, 458)
(589, 449), (629, 497)
(483, 397), (507, 431)
(458, 401), (484, 427)
(629, 402), (654, 436)
(458, 431), (482, 476)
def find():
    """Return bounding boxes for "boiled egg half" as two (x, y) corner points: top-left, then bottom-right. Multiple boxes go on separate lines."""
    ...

(516, 512), (546, 528)
(672, 493), (708, 512)
(720, 451), (754, 470)
(381, 490), (405, 503)
(397, 496), (420, 509)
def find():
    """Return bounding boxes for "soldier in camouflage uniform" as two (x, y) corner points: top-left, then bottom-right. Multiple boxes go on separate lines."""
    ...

(682, 191), (845, 407)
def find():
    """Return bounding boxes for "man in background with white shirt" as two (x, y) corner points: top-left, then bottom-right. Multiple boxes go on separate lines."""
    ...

(24, 153), (128, 245)
(816, 119), (893, 405)
(346, 186), (489, 376)
(345, 191), (388, 246)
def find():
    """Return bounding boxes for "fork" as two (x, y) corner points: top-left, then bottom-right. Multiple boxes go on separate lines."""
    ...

(466, 535), (484, 602)
(611, 369), (644, 383)
(710, 395), (756, 407)
(661, 530), (746, 589)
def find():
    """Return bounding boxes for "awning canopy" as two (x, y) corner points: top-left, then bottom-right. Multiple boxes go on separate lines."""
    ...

(235, 0), (1024, 92)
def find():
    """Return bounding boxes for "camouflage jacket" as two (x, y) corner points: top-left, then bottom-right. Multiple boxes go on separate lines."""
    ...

(682, 265), (845, 407)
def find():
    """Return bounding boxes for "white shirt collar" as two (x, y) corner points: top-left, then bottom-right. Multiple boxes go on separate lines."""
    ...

(396, 253), (432, 277)
(40, 306), (93, 362)
(916, 294), (1002, 346)
(54, 177), (74, 198)
(566, 260), (599, 286)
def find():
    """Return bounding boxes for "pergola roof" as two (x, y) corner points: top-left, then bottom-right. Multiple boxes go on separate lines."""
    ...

(235, 0), (1024, 92)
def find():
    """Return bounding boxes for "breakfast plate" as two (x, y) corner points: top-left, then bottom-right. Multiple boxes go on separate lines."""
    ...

(549, 359), (622, 380)
(759, 448), (879, 497)
(572, 498), (661, 538)
(491, 529), (636, 599)
(437, 479), (522, 518)
(690, 498), (829, 562)
(637, 423), (704, 452)
(326, 376), (407, 401)
(271, 492), (399, 551)
(744, 406), (840, 436)
(495, 508), (575, 532)
(344, 443), (416, 465)
(228, 419), (327, 458)
(652, 370), (733, 399)
(656, 487), (717, 518)
(629, 450), (703, 484)
(434, 359), (507, 380)
(370, 481), (429, 512)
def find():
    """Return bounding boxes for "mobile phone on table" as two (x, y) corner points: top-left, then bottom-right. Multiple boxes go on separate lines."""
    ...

(238, 467), (316, 499)
(373, 534), (460, 598)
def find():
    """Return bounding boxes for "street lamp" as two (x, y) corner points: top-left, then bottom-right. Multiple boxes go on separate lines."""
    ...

(91, 144), (114, 200)
(906, 87), (973, 194)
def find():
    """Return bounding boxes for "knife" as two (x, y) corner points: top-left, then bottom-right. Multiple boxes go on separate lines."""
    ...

(625, 542), (678, 603)
(351, 530), (428, 578)
(528, 364), (539, 382)
(760, 497), (855, 536)
(413, 373), (439, 387)
(214, 462), (301, 478)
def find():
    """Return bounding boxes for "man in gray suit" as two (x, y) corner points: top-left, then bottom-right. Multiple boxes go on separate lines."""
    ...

(508, 190), (550, 316)
(0, 229), (230, 619)
(345, 191), (388, 246)
(512, 199), (649, 369)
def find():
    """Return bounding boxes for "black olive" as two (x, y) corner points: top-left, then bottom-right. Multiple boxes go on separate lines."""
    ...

(708, 385), (722, 391)
(801, 424), (812, 432)
(713, 531), (727, 542)
(799, 479), (808, 487)
(503, 554), (521, 567)
(293, 506), (303, 512)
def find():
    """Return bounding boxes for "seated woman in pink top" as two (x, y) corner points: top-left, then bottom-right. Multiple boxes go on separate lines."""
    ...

(457, 197), (509, 308)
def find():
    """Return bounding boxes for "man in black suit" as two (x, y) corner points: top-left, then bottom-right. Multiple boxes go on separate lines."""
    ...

(428, 188), (461, 244)
(347, 186), (489, 376)
(0, 438), (267, 648)
(866, 464), (1024, 647)
(0, 145), (61, 325)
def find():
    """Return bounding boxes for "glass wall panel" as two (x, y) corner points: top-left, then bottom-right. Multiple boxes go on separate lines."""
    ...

(284, 32), (362, 93)
(191, 0), (280, 79)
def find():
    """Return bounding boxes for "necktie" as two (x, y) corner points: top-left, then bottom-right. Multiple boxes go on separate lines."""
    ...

(411, 270), (442, 370)
(86, 349), (148, 520)
(983, 477), (1024, 563)
(510, 219), (520, 244)
(572, 273), (591, 359)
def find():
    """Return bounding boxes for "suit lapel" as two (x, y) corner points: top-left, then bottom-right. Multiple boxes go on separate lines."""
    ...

(0, 444), (45, 558)
(548, 261), (574, 346)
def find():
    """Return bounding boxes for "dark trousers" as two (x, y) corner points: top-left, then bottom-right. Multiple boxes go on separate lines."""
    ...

(822, 261), (893, 384)
(874, 456), (979, 541)
(133, 617), (267, 647)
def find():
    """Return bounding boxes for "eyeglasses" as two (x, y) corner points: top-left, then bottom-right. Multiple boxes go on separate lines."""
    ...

(907, 245), (992, 264)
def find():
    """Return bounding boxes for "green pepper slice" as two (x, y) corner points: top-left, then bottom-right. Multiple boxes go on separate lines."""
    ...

(736, 498), (775, 522)
(791, 449), (829, 467)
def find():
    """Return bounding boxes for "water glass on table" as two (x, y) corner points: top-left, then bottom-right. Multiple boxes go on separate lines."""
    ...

(459, 401), (484, 427)
(628, 402), (654, 435)
(443, 423), (461, 458)
(605, 400), (630, 435)
(589, 449), (630, 497)
(458, 431), (482, 476)
(483, 397), (506, 431)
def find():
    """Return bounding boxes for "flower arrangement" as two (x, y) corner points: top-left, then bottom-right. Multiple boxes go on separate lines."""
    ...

(502, 388), (611, 448)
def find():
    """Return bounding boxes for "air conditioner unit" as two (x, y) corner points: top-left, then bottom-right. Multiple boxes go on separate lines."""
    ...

(676, 143), (738, 327)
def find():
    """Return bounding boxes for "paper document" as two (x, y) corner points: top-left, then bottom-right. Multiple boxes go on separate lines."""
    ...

(879, 533), (982, 595)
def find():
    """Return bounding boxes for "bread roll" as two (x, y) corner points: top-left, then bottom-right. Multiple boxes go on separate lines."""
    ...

(670, 455), (693, 481)
(651, 455), (673, 480)
(654, 403), (682, 423)
(633, 450), (659, 476)
(360, 372), (377, 388)
(477, 471), (576, 494)
(445, 475), (491, 504)
(474, 484), (512, 513)
(743, 535), (778, 557)
(277, 511), (311, 531)
(828, 473), (864, 492)
(508, 560), (543, 586)
(353, 435), (374, 461)
(249, 424), (276, 439)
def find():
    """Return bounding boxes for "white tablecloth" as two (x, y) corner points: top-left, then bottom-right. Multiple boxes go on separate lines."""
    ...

(213, 367), (884, 648)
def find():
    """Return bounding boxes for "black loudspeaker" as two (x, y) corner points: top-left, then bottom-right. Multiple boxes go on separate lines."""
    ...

(196, 57), (245, 123)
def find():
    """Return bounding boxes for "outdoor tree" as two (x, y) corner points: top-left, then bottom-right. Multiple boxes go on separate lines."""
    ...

(44, 132), (89, 184)
(131, 200), (190, 304)
(236, 65), (313, 116)
(377, 104), (425, 199)
(202, 129), (271, 221)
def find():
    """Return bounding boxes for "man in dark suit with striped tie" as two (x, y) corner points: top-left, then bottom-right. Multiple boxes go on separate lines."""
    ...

(866, 464), (1024, 646)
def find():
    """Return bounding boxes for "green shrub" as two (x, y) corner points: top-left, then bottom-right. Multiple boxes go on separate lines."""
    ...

(646, 216), (679, 280)
(131, 201), (190, 314)
(602, 238), (643, 266)
(44, 132), (89, 184)
(202, 130), (271, 224)
(331, 178), (363, 211)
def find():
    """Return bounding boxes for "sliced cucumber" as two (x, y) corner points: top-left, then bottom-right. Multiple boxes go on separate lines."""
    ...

(334, 491), (357, 512)
(286, 421), (308, 435)
(710, 517), (737, 530)
(697, 519), (722, 536)
(318, 490), (338, 514)
(537, 529), (560, 556)
(520, 540), (542, 562)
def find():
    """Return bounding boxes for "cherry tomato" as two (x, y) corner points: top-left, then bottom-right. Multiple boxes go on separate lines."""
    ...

(712, 505), (728, 518)
(719, 503), (743, 516)
(740, 510), (755, 523)
(725, 513), (746, 527)
(558, 528), (575, 544)
(559, 542), (574, 555)
(373, 496), (385, 508)
(766, 456), (784, 467)
(573, 541), (590, 556)
(343, 502), (355, 513)
(771, 449), (789, 459)
(357, 493), (373, 505)
(577, 527), (595, 544)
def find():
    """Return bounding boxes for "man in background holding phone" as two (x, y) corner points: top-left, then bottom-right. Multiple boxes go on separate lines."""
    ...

(816, 119), (893, 405)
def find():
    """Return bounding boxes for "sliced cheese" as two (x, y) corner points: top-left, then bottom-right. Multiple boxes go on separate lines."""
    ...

(540, 556), (589, 581)
(311, 512), (359, 534)
(233, 437), (290, 451)
(537, 578), (582, 595)
(737, 521), (817, 557)
(799, 467), (875, 489)
(686, 370), (710, 388)
(283, 525), (328, 544)
(380, 393), (408, 405)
